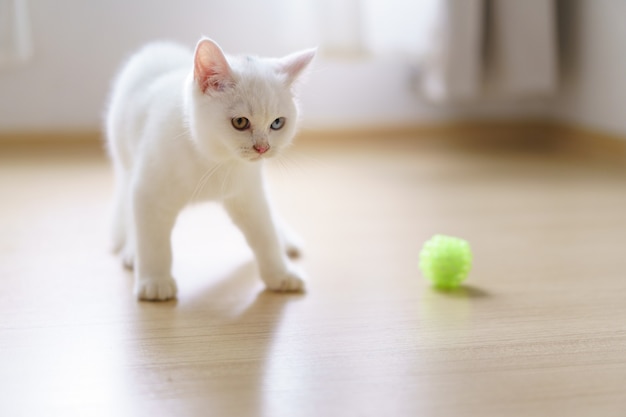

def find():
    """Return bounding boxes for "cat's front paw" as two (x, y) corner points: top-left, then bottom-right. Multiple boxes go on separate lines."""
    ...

(135, 276), (178, 301)
(264, 267), (306, 293)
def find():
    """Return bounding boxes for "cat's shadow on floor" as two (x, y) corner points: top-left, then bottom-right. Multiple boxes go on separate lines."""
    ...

(128, 261), (303, 414)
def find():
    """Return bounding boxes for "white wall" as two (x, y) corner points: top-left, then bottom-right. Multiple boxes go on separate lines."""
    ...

(555, 0), (626, 137)
(4, 1), (625, 135)
(0, 0), (303, 131)
(0, 0), (550, 133)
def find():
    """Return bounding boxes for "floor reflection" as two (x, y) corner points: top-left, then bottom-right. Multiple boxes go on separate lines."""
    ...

(123, 261), (303, 416)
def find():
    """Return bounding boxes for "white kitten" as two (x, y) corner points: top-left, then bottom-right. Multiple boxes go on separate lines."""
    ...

(105, 38), (315, 301)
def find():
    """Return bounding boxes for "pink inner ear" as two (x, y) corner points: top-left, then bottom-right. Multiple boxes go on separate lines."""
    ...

(278, 49), (316, 85)
(197, 65), (228, 93)
(194, 39), (234, 93)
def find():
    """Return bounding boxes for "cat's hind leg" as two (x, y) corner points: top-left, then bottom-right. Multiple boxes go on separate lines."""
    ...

(278, 218), (304, 259)
(269, 201), (304, 258)
(109, 165), (136, 269)
(110, 166), (128, 253)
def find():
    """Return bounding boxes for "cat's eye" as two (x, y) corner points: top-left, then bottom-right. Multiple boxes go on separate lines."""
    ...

(232, 117), (250, 131)
(270, 117), (285, 130)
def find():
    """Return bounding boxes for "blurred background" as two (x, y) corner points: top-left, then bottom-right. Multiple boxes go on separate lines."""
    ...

(0, 0), (624, 137)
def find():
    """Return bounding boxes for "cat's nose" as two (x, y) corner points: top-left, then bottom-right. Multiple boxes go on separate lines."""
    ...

(253, 143), (270, 154)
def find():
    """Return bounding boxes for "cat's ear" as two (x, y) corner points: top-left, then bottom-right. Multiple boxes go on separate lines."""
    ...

(276, 48), (317, 86)
(194, 38), (235, 93)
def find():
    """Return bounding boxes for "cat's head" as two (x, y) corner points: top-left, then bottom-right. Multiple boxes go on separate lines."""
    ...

(188, 38), (315, 162)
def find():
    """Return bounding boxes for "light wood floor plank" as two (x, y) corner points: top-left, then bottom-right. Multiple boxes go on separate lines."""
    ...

(1, 133), (625, 416)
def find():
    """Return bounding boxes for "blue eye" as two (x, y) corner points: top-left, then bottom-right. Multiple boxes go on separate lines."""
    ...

(270, 117), (285, 130)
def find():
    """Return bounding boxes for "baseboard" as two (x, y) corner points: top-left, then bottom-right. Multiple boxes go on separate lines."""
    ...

(298, 119), (550, 140)
(1, 121), (624, 163)
(298, 120), (626, 162)
(0, 130), (103, 146)
(548, 124), (626, 164)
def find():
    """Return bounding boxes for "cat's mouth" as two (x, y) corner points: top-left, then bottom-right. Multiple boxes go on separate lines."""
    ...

(247, 153), (272, 162)
(245, 147), (273, 162)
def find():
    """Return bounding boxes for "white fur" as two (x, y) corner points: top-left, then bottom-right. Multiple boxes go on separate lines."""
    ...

(105, 39), (315, 300)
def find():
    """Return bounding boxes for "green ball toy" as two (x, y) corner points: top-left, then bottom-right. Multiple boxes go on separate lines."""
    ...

(419, 234), (473, 289)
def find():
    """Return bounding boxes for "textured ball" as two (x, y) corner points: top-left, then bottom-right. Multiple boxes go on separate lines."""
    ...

(419, 234), (473, 289)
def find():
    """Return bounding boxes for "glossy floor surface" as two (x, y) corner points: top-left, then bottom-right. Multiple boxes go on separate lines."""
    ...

(1, 134), (625, 416)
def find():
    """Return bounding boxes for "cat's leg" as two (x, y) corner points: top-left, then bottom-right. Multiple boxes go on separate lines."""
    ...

(110, 164), (128, 254)
(120, 225), (136, 270)
(266, 199), (304, 258)
(276, 216), (304, 259)
(109, 166), (136, 270)
(131, 188), (179, 301)
(224, 190), (305, 292)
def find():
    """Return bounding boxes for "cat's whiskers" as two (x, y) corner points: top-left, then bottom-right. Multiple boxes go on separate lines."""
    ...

(271, 151), (311, 180)
(271, 154), (294, 179)
(188, 163), (223, 204)
(215, 163), (234, 198)
(169, 127), (192, 142)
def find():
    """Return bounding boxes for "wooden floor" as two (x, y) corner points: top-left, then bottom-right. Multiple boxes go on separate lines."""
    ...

(1, 131), (625, 417)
